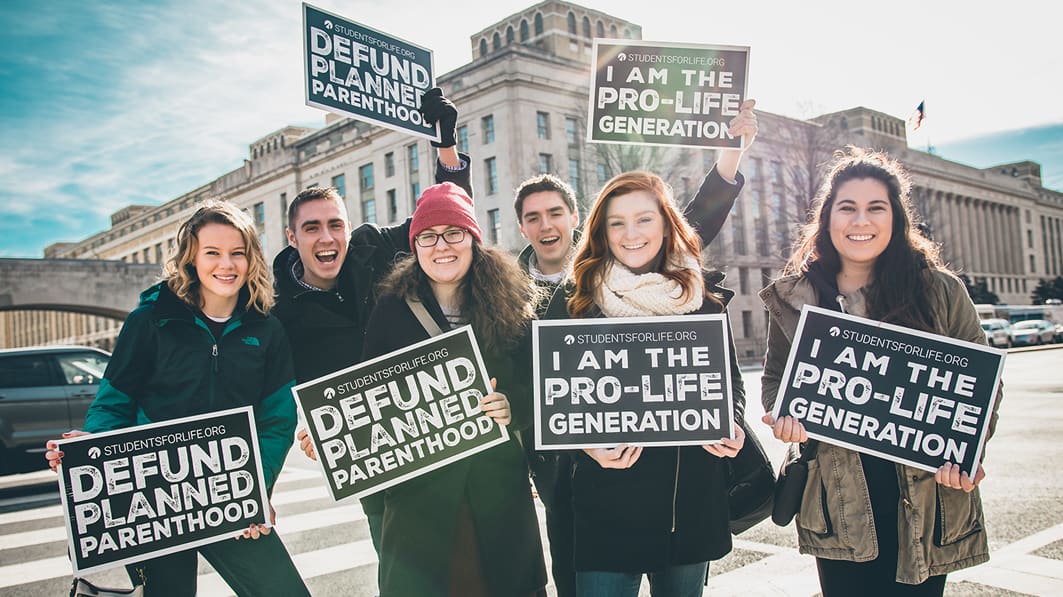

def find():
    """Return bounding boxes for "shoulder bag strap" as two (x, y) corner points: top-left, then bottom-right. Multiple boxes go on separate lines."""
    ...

(406, 297), (444, 337)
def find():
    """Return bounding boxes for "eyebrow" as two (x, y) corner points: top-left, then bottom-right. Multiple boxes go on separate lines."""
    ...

(607, 210), (657, 218)
(300, 218), (345, 228)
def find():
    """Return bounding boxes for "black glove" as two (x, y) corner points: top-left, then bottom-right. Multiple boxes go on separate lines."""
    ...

(419, 87), (458, 148)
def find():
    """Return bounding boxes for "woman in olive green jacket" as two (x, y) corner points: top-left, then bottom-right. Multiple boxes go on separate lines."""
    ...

(759, 148), (1000, 595)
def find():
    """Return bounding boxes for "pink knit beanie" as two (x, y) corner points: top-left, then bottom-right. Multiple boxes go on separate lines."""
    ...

(409, 182), (482, 246)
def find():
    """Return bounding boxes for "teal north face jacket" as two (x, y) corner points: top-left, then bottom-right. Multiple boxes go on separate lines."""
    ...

(84, 282), (297, 491)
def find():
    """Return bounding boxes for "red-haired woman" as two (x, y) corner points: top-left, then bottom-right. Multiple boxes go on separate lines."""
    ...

(543, 172), (747, 597)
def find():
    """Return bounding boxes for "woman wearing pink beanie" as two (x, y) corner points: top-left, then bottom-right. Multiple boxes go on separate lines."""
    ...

(363, 181), (548, 597)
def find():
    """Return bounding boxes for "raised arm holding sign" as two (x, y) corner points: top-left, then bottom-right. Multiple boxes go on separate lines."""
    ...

(759, 147), (1003, 594)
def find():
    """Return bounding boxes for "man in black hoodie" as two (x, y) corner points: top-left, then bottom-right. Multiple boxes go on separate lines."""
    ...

(272, 88), (470, 555)
(515, 99), (759, 597)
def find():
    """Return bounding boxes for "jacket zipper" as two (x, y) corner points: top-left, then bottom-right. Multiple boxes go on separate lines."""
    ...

(671, 447), (681, 532)
(212, 343), (219, 372)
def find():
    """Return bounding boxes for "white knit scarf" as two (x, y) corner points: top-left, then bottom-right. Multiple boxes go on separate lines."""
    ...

(598, 255), (705, 317)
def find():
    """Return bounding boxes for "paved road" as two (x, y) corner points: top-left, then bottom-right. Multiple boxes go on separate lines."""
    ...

(1, 348), (1060, 596)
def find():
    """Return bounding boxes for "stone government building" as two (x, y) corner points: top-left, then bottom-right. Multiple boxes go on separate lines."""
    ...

(4, 0), (1063, 361)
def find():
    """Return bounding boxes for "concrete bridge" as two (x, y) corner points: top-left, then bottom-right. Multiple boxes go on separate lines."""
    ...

(0, 258), (162, 319)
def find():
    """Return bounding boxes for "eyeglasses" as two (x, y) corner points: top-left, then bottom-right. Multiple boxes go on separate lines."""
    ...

(414, 228), (467, 248)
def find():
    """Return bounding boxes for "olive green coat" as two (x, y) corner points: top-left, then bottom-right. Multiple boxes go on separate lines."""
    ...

(759, 269), (1000, 584)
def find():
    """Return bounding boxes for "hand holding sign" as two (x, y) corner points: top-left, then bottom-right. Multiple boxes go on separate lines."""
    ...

(761, 413), (808, 444)
(936, 462), (986, 493)
(297, 428), (317, 461)
(419, 87), (458, 148)
(703, 422), (744, 458)
(479, 378), (512, 426)
(45, 429), (89, 472)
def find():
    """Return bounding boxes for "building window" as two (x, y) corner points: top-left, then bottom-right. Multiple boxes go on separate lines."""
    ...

(457, 125), (469, 153)
(761, 267), (773, 286)
(582, 16), (591, 38)
(569, 159), (582, 196)
(410, 182), (421, 212)
(520, 20), (529, 41)
(596, 20), (605, 37)
(1028, 229), (1034, 248)
(488, 209), (501, 244)
(479, 38), (488, 57)
(252, 202), (265, 229)
(485, 157), (498, 195)
(481, 115), (495, 144)
(597, 163), (610, 184)
(359, 163), (374, 191)
(770, 161), (783, 185)
(506, 26), (514, 44)
(565, 116), (579, 145)
(731, 201), (747, 254)
(738, 267), (749, 294)
(492, 32), (501, 51)
(536, 111), (551, 139)
(538, 153), (553, 174)
(772, 192), (790, 249)
(384, 152), (395, 177)
(1030, 254), (1036, 272)
(534, 13), (544, 35)
(387, 189), (397, 222)
(742, 311), (753, 338)
(331, 173), (346, 198)
(567, 12), (576, 34)
(363, 198), (376, 224)
(407, 143), (419, 173)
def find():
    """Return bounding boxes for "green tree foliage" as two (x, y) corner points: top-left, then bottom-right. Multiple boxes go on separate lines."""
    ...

(959, 274), (1000, 304)
(1030, 276), (1063, 304)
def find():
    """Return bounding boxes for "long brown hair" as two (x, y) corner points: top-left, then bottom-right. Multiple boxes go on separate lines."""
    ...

(164, 200), (274, 314)
(786, 147), (944, 330)
(379, 243), (540, 351)
(568, 171), (709, 317)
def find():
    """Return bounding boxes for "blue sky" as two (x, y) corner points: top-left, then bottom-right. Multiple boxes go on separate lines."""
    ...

(2, 0), (1061, 257)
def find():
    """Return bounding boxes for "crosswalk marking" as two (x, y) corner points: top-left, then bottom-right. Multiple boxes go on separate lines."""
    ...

(4, 462), (1063, 596)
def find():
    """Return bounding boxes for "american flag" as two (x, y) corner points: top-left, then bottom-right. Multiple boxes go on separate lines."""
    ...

(908, 100), (926, 131)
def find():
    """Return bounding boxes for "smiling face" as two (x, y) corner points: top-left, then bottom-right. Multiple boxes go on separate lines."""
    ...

(604, 190), (666, 274)
(414, 225), (474, 291)
(828, 178), (894, 272)
(286, 198), (350, 289)
(519, 190), (579, 275)
(194, 223), (249, 316)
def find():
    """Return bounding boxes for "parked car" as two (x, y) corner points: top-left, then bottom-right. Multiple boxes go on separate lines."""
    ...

(1055, 322), (1063, 343)
(980, 318), (1012, 348)
(0, 345), (109, 474)
(1009, 320), (1057, 347)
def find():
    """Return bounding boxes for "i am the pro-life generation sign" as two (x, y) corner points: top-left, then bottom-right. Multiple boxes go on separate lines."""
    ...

(303, 3), (438, 141)
(771, 306), (1005, 477)
(533, 315), (736, 449)
(588, 40), (749, 149)
(292, 326), (508, 501)
(57, 407), (269, 575)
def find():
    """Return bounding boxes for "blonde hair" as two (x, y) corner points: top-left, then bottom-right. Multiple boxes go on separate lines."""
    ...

(164, 200), (274, 314)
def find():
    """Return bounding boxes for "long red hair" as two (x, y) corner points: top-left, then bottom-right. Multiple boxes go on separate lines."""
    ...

(568, 171), (709, 317)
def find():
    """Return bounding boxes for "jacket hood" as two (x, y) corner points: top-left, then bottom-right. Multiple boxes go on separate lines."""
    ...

(272, 245), (303, 298)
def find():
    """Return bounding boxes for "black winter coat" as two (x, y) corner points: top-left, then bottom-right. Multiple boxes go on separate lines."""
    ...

(272, 154), (473, 384)
(542, 272), (746, 573)
(362, 289), (548, 597)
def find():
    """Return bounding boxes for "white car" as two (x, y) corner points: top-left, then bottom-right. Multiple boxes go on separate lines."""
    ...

(980, 319), (1011, 348)
(1010, 319), (1057, 346)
